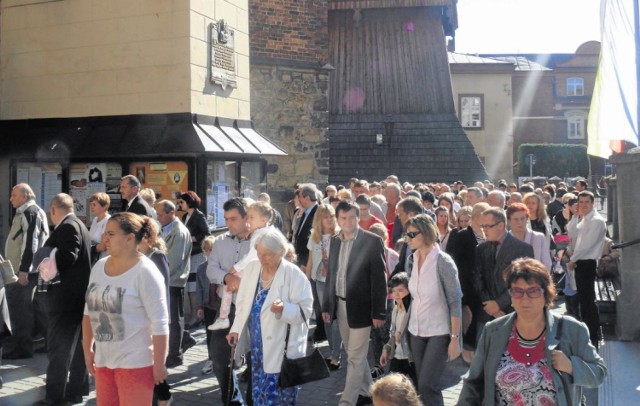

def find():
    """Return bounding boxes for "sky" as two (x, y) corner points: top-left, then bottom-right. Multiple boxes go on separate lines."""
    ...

(455, 0), (602, 54)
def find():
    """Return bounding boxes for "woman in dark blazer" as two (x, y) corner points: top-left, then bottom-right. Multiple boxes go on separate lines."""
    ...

(179, 191), (210, 328)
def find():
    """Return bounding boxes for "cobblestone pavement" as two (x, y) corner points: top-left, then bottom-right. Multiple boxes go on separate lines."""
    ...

(0, 300), (601, 405)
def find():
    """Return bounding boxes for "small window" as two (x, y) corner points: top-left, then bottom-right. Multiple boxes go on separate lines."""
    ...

(459, 95), (484, 129)
(567, 112), (586, 139)
(567, 78), (584, 96)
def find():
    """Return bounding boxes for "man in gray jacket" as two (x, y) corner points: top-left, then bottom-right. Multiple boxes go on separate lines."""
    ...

(156, 200), (193, 367)
(3, 183), (48, 359)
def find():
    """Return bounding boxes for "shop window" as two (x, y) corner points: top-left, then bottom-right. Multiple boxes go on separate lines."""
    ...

(459, 95), (483, 129)
(206, 161), (239, 229)
(567, 77), (584, 96)
(69, 163), (123, 225)
(16, 162), (62, 212)
(241, 161), (266, 200)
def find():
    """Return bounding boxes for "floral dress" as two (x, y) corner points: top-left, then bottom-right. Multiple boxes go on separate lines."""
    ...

(249, 284), (298, 405)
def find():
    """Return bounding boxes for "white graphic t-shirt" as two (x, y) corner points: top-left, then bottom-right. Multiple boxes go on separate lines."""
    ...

(84, 255), (169, 369)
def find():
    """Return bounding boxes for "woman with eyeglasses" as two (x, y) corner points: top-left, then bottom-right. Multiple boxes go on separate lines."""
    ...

(458, 257), (606, 405)
(404, 214), (462, 405)
(507, 203), (552, 270)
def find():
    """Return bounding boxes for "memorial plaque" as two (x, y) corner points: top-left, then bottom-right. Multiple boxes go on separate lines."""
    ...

(210, 20), (238, 90)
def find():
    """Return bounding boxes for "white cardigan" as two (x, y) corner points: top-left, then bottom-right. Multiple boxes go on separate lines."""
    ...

(511, 229), (553, 271)
(230, 258), (313, 373)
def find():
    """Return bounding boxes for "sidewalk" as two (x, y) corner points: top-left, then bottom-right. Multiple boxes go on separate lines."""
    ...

(0, 303), (632, 405)
(0, 325), (468, 405)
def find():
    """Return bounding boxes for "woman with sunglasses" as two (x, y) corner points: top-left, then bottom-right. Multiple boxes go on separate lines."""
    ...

(404, 214), (462, 405)
(458, 258), (606, 406)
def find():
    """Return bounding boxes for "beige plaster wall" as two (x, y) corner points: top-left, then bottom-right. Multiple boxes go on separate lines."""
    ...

(0, 0), (250, 120)
(189, 0), (250, 119)
(451, 73), (514, 181)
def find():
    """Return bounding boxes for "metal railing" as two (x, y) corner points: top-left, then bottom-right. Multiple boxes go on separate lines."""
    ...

(611, 238), (640, 250)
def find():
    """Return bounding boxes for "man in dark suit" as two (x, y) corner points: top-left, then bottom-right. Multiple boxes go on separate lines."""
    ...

(474, 207), (534, 325)
(323, 201), (387, 406)
(34, 194), (91, 406)
(120, 175), (154, 217)
(292, 183), (319, 271)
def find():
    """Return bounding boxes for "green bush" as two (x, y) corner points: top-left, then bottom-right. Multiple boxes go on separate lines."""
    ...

(517, 144), (591, 177)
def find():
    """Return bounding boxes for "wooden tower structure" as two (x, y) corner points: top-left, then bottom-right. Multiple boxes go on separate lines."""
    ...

(328, 0), (488, 183)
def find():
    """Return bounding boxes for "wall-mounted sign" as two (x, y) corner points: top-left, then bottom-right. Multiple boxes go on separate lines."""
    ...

(210, 20), (237, 90)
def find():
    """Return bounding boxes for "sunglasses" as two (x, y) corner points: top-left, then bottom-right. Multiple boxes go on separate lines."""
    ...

(509, 286), (544, 299)
(405, 231), (421, 239)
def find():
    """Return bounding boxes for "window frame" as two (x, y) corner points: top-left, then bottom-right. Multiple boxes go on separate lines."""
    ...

(566, 77), (585, 96)
(459, 94), (484, 130)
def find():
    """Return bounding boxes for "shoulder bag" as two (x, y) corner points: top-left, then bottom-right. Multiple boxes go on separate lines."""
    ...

(278, 307), (330, 388)
(0, 254), (18, 285)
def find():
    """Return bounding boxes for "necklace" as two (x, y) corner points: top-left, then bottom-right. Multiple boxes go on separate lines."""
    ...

(507, 324), (546, 367)
(260, 268), (275, 285)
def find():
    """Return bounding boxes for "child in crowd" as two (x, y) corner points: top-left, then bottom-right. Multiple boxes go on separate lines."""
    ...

(208, 201), (276, 331)
(195, 236), (217, 375)
(370, 373), (423, 406)
(379, 272), (417, 385)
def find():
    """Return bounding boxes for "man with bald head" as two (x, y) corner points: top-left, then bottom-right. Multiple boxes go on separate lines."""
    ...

(35, 194), (91, 405)
(3, 183), (49, 359)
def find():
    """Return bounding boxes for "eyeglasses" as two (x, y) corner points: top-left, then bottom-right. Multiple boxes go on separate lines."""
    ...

(405, 231), (421, 239)
(480, 223), (501, 229)
(509, 286), (544, 299)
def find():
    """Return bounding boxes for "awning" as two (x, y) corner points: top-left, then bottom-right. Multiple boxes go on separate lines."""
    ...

(0, 113), (287, 160)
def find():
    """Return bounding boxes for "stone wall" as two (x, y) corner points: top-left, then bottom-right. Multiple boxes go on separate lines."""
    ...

(250, 64), (329, 204)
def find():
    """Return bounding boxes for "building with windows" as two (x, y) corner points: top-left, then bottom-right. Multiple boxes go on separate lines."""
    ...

(449, 41), (603, 179)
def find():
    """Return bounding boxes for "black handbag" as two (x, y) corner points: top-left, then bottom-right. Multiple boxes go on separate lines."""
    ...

(278, 308), (330, 388)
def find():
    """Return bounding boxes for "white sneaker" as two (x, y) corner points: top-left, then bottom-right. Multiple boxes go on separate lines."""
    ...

(202, 359), (214, 375)
(208, 318), (230, 331)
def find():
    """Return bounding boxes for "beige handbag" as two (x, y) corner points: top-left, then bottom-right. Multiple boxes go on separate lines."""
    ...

(0, 254), (18, 285)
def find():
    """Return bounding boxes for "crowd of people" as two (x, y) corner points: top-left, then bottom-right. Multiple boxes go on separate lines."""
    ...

(0, 174), (611, 406)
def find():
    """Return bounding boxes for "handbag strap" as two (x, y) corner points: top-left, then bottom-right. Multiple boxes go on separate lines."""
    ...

(555, 316), (574, 404)
(284, 306), (307, 357)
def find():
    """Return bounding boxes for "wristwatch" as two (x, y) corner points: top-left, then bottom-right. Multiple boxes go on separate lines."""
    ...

(451, 334), (459, 338)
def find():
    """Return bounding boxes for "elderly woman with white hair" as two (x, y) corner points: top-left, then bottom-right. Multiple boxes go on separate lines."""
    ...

(227, 229), (313, 405)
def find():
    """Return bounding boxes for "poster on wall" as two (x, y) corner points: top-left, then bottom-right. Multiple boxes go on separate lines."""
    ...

(15, 163), (62, 211)
(209, 182), (230, 228)
(68, 163), (122, 226)
(129, 161), (188, 205)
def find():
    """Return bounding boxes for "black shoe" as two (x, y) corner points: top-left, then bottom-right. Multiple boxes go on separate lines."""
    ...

(64, 395), (84, 405)
(181, 333), (197, 353)
(35, 346), (48, 354)
(3, 350), (33, 360)
(33, 400), (71, 406)
(237, 368), (250, 383)
(356, 395), (373, 406)
(0, 376), (3, 390)
(328, 361), (341, 371)
(165, 358), (183, 368)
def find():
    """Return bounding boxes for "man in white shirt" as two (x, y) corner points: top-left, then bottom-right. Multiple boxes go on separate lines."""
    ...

(567, 191), (606, 347)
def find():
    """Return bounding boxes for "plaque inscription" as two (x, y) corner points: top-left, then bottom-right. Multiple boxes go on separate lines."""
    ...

(210, 20), (237, 90)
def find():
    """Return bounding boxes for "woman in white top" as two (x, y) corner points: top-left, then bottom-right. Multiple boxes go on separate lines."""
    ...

(306, 204), (342, 369)
(88, 192), (111, 263)
(405, 214), (462, 406)
(82, 213), (169, 405)
(507, 203), (553, 270)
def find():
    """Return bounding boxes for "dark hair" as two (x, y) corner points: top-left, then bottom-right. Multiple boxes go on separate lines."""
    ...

(543, 184), (556, 198)
(223, 197), (249, 217)
(355, 194), (371, 207)
(180, 191), (201, 209)
(405, 190), (421, 199)
(556, 188), (568, 199)
(578, 190), (595, 203)
(109, 212), (155, 244)
(576, 179), (588, 188)
(568, 197), (578, 206)
(397, 196), (423, 216)
(388, 272), (409, 289)
(504, 257), (556, 307)
(421, 191), (435, 204)
(335, 201), (359, 217)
